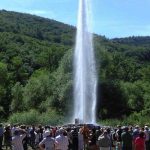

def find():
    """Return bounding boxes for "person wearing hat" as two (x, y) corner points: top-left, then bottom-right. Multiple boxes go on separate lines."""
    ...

(39, 130), (55, 150)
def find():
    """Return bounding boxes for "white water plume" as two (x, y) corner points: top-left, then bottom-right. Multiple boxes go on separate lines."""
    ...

(73, 0), (97, 123)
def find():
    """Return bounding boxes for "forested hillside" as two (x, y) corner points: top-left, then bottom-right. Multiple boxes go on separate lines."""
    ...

(0, 10), (150, 125)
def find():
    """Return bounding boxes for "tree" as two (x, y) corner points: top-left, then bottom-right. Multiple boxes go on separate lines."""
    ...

(0, 62), (8, 116)
(11, 82), (24, 112)
(23, 70), (54, 110)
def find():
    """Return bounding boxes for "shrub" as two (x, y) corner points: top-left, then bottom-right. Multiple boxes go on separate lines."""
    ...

(9, 109), (40, 125)
(8, 109), (65, 125)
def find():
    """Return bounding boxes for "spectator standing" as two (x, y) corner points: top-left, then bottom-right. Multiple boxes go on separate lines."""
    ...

(116, 125), (122, 150)
(121, 127), (132, 150)
(89, 128), (98, 150)
(38, 125), (44, 142)
(39, 130), (55, 150)
(66, 128), (72, 150)
(133, 125), (140, 142)
(29, 125), (36, 149)
(21, 125), (28, 150)
(35, 129), (41, 149)
(12, 129), (26, 150)
(81, 125), (90, 149)
(55, 128), (69, 150)
(111, 129), (117, 149)
(0, 124), (4, 150)
(71, 127), (78, 150)
(97, 130), (111, 150)
(4, 125), (12, 150)
(134, 131), (145, 150)
(78, 128), (84, 150)
(144, 126), (150, 150)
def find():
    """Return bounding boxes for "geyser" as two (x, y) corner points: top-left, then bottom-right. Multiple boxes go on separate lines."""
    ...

(73, 0), (97, 123)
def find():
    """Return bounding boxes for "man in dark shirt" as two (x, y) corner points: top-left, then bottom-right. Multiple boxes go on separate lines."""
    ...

(71, 128), (78, 150)
(121, 126), (132, 150)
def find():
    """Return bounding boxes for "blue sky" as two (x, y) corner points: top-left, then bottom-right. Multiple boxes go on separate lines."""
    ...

(0, 0), (150, 38)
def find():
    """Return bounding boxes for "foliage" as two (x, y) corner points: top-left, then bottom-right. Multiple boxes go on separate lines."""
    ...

(8, 109), (64, 125)
(9, 109), (40, 125)
(11, 82), (24, 112)
(99, 112), (150, 127)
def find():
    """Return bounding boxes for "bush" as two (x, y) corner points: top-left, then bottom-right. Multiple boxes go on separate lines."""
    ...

(39, 109), (64, 125)
(8, 109), (65, 125)
(99, 112), (150, 127)
(9, 109), (40, 125)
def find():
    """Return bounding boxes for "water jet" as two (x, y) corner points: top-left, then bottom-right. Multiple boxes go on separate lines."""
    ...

(73, 0), (97, 123)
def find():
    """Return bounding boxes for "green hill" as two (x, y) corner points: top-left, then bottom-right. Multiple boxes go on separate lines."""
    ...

(0, 10), (150, 125)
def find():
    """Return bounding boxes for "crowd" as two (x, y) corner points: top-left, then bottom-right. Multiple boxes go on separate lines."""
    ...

(0, 123), (150, 150)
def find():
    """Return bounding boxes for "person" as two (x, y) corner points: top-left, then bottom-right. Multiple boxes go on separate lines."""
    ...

(71, 127), (78, 150)
(11, 125), (17, 136)
(144, 126), (150, 150)
(55, 128), (69, 150)
(35, 129), (41, 149)
(111, 128), (117, 149)
(133, 125), (140, 142)
(116, 125), (122, 150)
(12, 129), (26, 150)
(29, 125), (36, 149)
(121, 126), (132, 150)
(97, 130), (111, 150)
(134, 131), (145, 150)
(38, 125), (44, 142)
(96, 126), (102, 141)
(21, 125), (28, 150)
(81, 125), (90, 149)
(39, 130), (55, 150)
(4, 125), (12, 150)
(106, 128), (112, 150)
(66, 128), (72, 150)
(89, 128), (98, 150)
(0, 124), (4, 150)
(78, 128), (84, 150)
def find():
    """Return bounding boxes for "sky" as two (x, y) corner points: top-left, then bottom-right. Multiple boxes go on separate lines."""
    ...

(0, 0), (150, 38)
